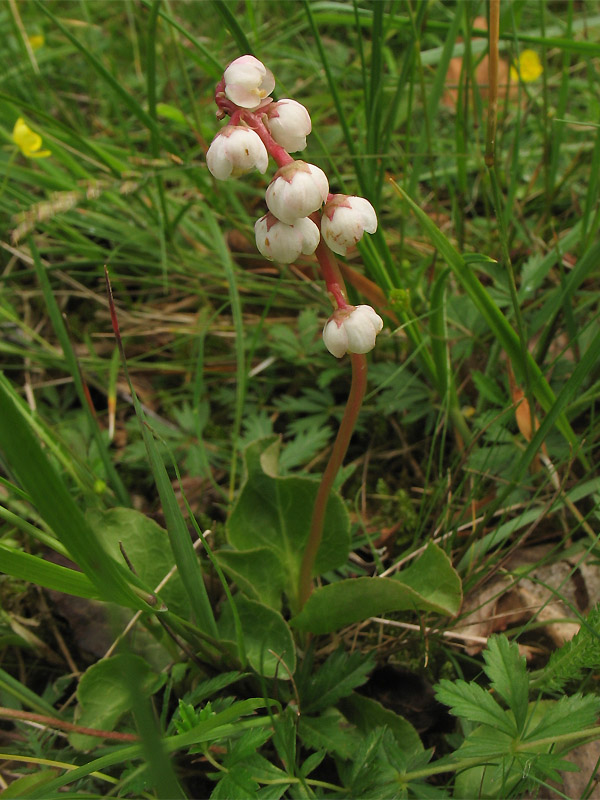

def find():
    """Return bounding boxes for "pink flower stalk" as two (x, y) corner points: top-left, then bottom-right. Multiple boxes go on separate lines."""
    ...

(207, 57), (385, 610)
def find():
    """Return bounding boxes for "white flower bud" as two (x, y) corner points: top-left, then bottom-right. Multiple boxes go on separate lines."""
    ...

(206, 126), (268, 180)
(223, 55), (275, 110)
(265, 99), (312, 152)
(321, 195), (378, 256)
(322, 304), (383, 358)
(266, 161), (329, 224)
(255, 213), (320, 263)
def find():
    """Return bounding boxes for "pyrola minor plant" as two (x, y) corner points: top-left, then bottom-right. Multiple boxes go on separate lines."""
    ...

(207, 55), (384, 607)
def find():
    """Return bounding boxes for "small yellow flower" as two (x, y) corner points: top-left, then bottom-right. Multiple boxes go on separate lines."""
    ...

(27, 34), (45, 51)
(12, 117), (51, 159)
(510, 49), (543, 83)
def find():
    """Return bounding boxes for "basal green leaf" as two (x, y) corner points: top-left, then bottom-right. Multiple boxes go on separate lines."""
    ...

(70, 654), (165, 751)
(290, 544), (461, 634)
(214, 547), (284, 610)
(227, 454), (350, 609)
(87, 508), (191, 618)
(218, 595), (296, 679)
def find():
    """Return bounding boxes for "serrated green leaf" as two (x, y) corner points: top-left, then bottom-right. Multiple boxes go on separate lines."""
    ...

(237, 753), (290, 782)
(347, 727), (390, 796)
(300, 750), (326, 777)
(181, 672), (245, 708)
(483, 636), (529, 733)
(435, 679), (516, 736)
(298, 709), (362, 759)
(255, 785), (290, 800)
(299, 648), (375, 714)
(471, 371), (506, 406)
(525, 693), (600, 741)
(534, 604), (600, 691)
(455, 725), (515, 760)
(338, 693), (423, 758)
(272, 706), (296, 773)
(210, 769), (258, 799)
(225, 728), (274, 767)
(278, 426), (333, 472)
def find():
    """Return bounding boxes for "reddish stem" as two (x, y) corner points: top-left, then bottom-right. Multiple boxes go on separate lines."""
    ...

(244, 112), (294, 168)
(313, 234), (350, 310)
(297, 353), (368, 610)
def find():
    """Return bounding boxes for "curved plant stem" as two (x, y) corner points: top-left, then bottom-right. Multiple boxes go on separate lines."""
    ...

(297, 353), (368, 610)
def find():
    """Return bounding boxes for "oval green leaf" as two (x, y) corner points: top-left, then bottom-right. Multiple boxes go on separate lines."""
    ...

(290, 543), (461, 634)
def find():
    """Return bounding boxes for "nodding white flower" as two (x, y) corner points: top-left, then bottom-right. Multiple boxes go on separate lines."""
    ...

(266, 161), (329, 224)
(265, 99), (311, 152)
(206, 126), (268, 180)
(321, 195), (378, 256)
(255, 213), (320, 263)
(322, 304), (383, 358)
(224, 55), (275, 110)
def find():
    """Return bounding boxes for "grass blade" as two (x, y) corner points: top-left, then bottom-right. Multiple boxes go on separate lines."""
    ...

(391, 180), (585, 463)
(29, 237), (130, 507)
(0, 374), (153, 610)
(105, 269), (219, 638)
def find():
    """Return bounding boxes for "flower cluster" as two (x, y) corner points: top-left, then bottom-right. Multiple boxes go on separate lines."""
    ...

(206, 55), (383, 358)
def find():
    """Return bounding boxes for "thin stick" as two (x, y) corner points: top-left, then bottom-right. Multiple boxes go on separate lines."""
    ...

(0, 706), (138, 742)
(370, 617), (489, 647)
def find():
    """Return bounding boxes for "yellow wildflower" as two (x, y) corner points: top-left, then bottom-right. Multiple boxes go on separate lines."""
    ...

(28, 34), (45, 51)
(12, 117), (51, 159)
(510, 49), (543, 83)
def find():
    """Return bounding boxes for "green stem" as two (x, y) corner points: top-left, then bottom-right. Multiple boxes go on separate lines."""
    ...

(402, 726), (600, 783)
(297, 353), (368, 610)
